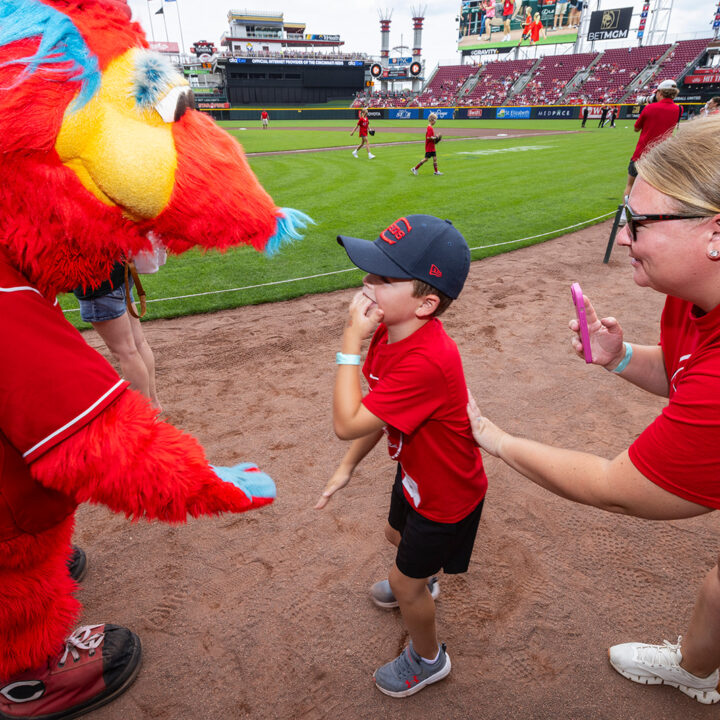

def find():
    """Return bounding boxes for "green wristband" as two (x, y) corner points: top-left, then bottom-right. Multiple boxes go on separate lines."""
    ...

(336, 352), (361, 365)
(611, 343), (633, 374)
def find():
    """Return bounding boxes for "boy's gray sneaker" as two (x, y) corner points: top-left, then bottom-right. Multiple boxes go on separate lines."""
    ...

(374, 641), (451, 697)
(370, 576), (439, 608)
(609, 636), (720, 704)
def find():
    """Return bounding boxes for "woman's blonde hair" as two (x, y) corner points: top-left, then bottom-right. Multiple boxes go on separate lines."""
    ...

(428, 112), (438, 121)
(636, 115), (720, 215)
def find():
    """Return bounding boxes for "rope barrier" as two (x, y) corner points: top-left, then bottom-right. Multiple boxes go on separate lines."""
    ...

(62, 210), (616, 314)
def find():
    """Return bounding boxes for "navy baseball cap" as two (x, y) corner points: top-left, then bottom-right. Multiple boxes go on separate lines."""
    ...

(337, 214), (470, 299)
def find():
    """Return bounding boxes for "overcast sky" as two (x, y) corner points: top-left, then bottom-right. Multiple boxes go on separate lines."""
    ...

(126, 0), (718, 69)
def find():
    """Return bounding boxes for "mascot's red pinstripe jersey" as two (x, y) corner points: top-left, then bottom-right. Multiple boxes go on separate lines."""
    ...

(0, 0), (310, 686)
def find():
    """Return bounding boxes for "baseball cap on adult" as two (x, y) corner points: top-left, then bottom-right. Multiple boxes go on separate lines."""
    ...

(337, 214), (470, 299)
(657, 79), (677, 90)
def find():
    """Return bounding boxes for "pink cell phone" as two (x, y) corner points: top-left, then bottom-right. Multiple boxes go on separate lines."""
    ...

(570, 283), (592, 363)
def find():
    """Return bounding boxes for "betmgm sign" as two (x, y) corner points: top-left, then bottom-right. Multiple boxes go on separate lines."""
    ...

(587, 7), (633, 41)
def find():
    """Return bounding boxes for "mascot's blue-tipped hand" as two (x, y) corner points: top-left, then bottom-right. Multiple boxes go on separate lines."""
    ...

(211, 463), (276, 501)
(265, 207), (315, 256)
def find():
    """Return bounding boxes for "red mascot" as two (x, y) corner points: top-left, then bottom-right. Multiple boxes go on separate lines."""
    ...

(0, 1), (311, 718)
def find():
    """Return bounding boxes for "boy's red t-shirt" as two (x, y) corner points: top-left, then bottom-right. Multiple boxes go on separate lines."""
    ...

(629, 296), (720, 509)
(530, 20), (543, 41)
(361, 318), (487, 523)
(425, 124), (436, 152)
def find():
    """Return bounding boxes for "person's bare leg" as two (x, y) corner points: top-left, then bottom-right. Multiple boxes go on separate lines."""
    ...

(127, 309), (160, 409)
(623, 174), (636, 200)
(679, 556), (720, 678)
(91, 313), (150, 398)
(390, 564), (438, 660)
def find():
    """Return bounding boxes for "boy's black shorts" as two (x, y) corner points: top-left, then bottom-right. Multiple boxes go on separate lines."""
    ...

(388, 465), (484, 579)
(425, 151), (437, 158)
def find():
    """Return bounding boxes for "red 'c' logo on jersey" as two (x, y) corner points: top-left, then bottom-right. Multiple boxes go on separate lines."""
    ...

(380, 217), (413, 245)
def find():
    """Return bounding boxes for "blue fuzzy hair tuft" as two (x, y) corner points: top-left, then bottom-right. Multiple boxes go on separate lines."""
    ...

(132, 50), (178, 109)
(265, 208), (315, 257)
(0, 0), (100, 108)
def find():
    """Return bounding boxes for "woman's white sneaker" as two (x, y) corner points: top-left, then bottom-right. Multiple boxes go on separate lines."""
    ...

(608, 636), (720, 704)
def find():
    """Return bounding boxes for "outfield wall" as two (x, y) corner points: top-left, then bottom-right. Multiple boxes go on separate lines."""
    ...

(205, 104), (704, 122)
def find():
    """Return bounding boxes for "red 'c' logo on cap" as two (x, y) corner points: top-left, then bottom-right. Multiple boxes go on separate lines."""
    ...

(380, 217), (413, 245)
(429, 264), (442, 277)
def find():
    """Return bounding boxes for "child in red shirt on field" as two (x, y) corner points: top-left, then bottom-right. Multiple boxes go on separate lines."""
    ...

(317, 215), (487, 697)
(411, 113), (443, 176)
(261, 110), (269, 129)
(351, 108), (375, 159)
(530, 12), (546, 43)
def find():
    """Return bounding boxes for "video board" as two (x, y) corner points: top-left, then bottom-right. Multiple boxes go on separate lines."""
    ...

(458, 0), (579, 53)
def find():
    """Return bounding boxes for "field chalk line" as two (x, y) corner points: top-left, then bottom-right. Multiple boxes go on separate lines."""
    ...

(63, 210), (616, 313)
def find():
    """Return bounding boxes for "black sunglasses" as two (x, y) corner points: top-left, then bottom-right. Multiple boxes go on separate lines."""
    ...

(623, 196), (707, 242)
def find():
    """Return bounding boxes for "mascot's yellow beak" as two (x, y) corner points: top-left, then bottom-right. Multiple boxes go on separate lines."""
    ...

(55, 48), (187, 220)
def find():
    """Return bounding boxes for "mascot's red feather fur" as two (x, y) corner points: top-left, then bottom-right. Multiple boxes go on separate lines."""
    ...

(0, 1), (306, 716)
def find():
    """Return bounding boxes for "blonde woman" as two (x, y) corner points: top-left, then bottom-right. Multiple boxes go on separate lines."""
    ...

(468, 116), (720, 705)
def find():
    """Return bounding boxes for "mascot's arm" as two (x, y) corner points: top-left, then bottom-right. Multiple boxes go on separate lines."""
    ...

(30, 390), (275, 521)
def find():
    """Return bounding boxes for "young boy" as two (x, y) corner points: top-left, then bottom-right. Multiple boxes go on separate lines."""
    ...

(411, 113), (443, 176)
(316, 214), (488, 697)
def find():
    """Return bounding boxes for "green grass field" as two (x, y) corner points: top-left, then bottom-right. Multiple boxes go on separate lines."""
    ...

(60, 118), (637, 328)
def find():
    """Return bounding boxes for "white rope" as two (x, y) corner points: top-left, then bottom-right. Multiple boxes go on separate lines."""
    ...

(62, 210), (616, 314)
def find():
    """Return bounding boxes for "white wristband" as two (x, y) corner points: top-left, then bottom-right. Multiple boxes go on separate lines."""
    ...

(336, 352), (361, 365)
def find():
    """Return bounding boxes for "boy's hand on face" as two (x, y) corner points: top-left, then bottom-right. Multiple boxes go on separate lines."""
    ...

(346, 291), (384, 342)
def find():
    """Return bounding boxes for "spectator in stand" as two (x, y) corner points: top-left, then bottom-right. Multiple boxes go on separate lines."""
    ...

(553, 0), (568, 30)
(530, 12), (546, 44)
(502, 0), (515, 41)
(624, 79), (682, 197)
(260, 109), (269, 129)
(351, 108), (375, 160)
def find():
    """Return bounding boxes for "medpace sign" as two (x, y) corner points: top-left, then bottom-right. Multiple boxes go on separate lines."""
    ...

(587, 7), (633, 41)
(536, 108), (573, 118)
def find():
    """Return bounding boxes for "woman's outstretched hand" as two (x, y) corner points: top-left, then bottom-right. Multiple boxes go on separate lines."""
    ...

(467, 391), (508, 457)
(571, 294), (625, 367)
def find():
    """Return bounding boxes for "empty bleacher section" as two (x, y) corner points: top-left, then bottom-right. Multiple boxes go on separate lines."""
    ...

(463, 59), (533, 106)
(415, 64), (477, 106)
(508, 53), (597, 106)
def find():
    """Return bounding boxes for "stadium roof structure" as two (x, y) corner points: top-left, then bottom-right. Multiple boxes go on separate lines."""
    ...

(223, 9), (342, 49)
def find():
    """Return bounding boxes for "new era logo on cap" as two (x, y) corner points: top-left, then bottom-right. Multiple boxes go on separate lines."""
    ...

(337, 214), (470, 299)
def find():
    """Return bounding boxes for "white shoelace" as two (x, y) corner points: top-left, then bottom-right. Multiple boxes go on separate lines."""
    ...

(59, 625), (105, 665)
(638, 636), (683, 668)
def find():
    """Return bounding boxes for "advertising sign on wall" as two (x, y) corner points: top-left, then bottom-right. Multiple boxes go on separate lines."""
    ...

(389, 108), (420, 119)
(587, 7), (633, 41)
(535, 107), (574, 118)
(496, 107), (531, 119)
(423, 108), (455, 119)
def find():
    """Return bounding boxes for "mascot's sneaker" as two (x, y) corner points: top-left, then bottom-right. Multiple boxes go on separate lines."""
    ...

(370, 576), (439, 609)
(66, 546), (87, 583)
(608, 636), (720, 704)
(0, 624), (142, 720)
(374, 641), (451, 698)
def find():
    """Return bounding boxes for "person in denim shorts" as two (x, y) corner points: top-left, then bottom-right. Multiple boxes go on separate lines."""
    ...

(74, 260), (161, 409)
